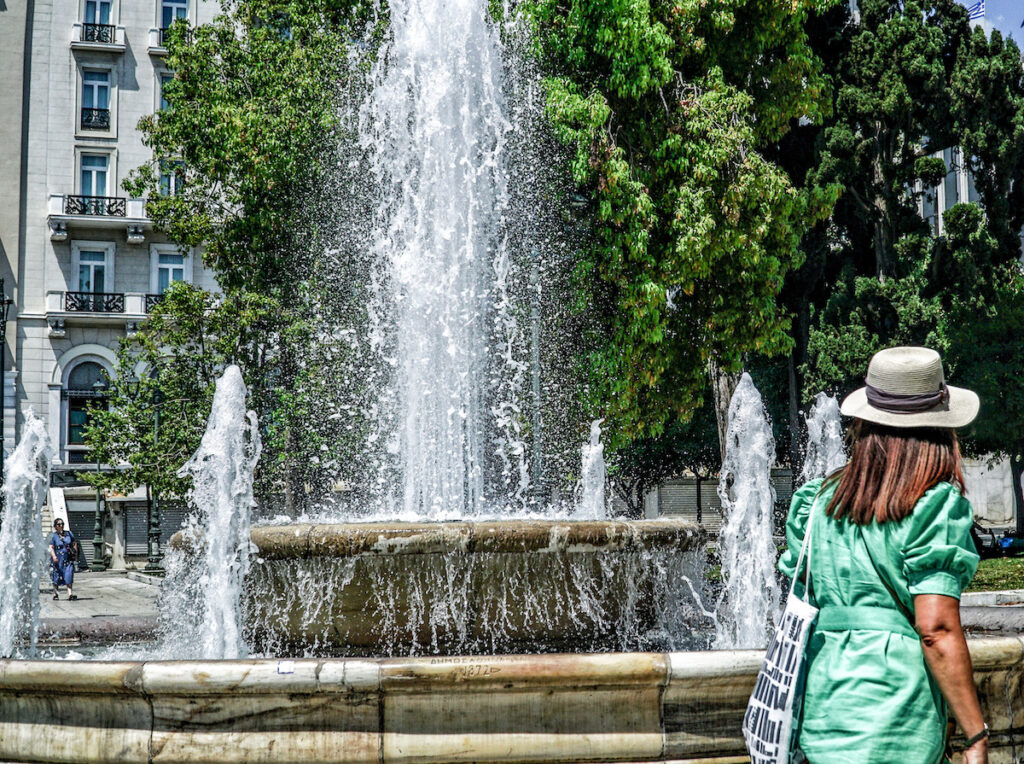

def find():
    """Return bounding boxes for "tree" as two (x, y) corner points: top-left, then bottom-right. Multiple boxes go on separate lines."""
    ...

(116, 0), (380, 508)
(526, 0), (839, 452)
(83, 284), (290, 501)
(788, 2), (1024, 520)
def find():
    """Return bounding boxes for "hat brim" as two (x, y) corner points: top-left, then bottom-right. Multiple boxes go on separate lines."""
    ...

(840, 385), (979, 428)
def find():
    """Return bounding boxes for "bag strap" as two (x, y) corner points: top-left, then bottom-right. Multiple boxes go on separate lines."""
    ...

(791, 494), (819, 603)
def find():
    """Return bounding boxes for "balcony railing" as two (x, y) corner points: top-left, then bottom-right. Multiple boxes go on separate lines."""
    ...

(145, 293), (165, 313)
(64, 195), (126, 217)
(81, 23), (116, 43)
(159, 26), (192, 45)
(65, 291), (125, 313)
(81, 107), (111, 131)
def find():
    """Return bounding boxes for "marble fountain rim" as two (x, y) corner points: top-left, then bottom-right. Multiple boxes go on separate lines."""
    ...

(0, 638), (1021, 764)
(228, 518), (707, 559)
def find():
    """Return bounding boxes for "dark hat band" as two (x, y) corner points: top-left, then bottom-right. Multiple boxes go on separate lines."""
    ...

(865, 381), (949, 414)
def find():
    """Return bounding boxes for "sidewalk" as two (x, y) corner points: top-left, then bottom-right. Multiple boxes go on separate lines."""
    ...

(40, 570), (160, 643)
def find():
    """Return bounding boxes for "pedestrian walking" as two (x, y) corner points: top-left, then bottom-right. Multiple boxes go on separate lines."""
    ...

(780, 347), (988, 763)
(49, 518), (78, 601)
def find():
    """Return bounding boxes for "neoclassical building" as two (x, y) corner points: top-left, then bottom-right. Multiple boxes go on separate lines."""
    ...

(1, 0), (218, 565)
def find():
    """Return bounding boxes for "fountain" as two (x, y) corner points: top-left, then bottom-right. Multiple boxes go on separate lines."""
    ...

(1, 0), (1022, 759)
(576, 419), (607, 519)
(800, 392), (845, 482)
(0, 410), (53, 657)
(714, 373), (780, 650)
(159, 365), (261, 659)
(225, 0), (704, 656)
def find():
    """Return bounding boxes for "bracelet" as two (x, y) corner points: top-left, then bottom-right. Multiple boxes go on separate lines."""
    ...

(963, 723), (989, 748)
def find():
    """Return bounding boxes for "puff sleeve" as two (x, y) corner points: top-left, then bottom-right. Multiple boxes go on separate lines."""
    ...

(778, 477), (824, 580)
(901, 482), (980, 599)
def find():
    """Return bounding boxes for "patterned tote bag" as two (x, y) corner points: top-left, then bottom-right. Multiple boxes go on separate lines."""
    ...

(742, 497), (819, 764)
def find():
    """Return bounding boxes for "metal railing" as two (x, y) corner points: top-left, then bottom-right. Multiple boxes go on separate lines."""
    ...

(158, 26), (192, 45)
(80, 107), (110, 131)
(81, 23), (116, 43)
(63, 195), (126, 216)
(64, 291), (126, 313)
(145, 293), (165, 313)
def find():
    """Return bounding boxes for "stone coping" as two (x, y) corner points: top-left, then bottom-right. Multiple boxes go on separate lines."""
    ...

(246, 518), (706, 560)
(0, 637), (1020, 763)
(961, 588), (1024, 607)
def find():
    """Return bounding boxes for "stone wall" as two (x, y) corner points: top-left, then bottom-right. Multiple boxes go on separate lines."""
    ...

(964, 457), (1016, 527)
(0, 637), (1020, 763)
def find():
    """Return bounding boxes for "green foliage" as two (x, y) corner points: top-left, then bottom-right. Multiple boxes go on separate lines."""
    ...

(792, 1), (1024, 472)
(116, 0), (381, 507)
(528, 0), (840, 447)
(123, 0), (355, 296)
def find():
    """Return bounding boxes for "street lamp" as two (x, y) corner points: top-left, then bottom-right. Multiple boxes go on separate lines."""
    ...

(145, 377), (163, 573)
(90, 377), (107, 572)
(0, 278), (14, 490)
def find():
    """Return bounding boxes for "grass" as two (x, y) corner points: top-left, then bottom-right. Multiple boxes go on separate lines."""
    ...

(964, 557), (1024, 593)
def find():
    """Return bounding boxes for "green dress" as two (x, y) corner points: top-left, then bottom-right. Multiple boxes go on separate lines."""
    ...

(778, 477), (979, 764)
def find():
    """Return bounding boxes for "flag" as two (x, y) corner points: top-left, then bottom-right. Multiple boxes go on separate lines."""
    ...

(965, 0), (984, 20)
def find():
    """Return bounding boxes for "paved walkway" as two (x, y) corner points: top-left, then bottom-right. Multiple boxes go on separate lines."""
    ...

(40, 570), (160, 643)
(41, 570), (159, 618)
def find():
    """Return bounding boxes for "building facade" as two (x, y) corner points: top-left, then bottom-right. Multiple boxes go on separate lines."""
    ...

(1, 0), (218, 565)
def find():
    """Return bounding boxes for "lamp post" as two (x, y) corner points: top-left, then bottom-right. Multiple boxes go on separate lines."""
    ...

(529, 248), (546, 503)
(0, 278), (14, 491)
(89, 377), (107, 572)
(145, 381), (163, 572)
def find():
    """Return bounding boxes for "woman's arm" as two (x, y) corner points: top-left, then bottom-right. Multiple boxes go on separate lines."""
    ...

(914, 593), (988, 764)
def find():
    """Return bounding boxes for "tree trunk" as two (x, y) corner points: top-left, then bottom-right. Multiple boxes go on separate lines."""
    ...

(1011, 454), (1024, 536)
(709, 359), (742, 465)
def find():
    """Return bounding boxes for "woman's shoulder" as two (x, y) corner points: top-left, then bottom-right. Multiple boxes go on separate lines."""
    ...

(906, 481), (972, 526)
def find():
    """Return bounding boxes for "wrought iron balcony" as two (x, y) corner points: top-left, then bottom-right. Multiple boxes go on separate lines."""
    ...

(63, 195), (126, 217)
(64, 291), (126, 313)
(80, 107), (111, 131)
(159, 26), (192, 45)
(145, 293), (165, 313)
(81, 23), (115, 43)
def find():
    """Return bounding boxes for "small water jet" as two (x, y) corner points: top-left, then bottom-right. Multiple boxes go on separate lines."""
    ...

(714, 373), (779, 650)
(159, 365), (261, 659)
(0, 411), (53, 658)
(800, 392), (845, 482)
(577, 419), (606, 520)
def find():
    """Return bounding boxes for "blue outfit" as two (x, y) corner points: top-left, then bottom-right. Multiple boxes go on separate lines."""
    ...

(50, 530), (76, 588)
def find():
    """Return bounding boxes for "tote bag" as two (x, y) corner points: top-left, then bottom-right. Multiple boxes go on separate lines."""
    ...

(742, 498), (819, 764)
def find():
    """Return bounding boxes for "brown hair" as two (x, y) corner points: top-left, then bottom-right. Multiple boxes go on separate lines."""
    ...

(823, 419), (965, 524)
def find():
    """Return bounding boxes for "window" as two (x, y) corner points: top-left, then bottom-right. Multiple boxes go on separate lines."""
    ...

(943, 148), (960, 213)
(80, 154), (109, 197)
(161, 0), (187, 30)
(921, 186), (938, 235)
(967, 165), (981, 205)
(71, 241), (115, 303)
(150, 244), (192, 293)
(159, 73), (173, 111)
(156, 252), (185, 292)
(81, 70), (111, 131)
(65, 361), (108, 450)
(84, 0), (111, 25)
(158, 159), (185, 196)
(78, 251), (107, 293)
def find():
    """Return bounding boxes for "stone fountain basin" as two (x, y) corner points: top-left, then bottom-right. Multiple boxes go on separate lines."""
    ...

(0, 637), (1021, 763)
(243, 519), (706, 655)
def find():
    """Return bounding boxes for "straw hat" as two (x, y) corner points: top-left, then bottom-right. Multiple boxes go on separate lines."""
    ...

(840, 346), (979, 428)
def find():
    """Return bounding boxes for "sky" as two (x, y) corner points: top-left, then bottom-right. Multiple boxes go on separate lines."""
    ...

(960, 0), (1024, 43)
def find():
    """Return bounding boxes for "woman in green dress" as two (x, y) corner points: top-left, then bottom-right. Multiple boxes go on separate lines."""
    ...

(780, 347), (988, 764)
